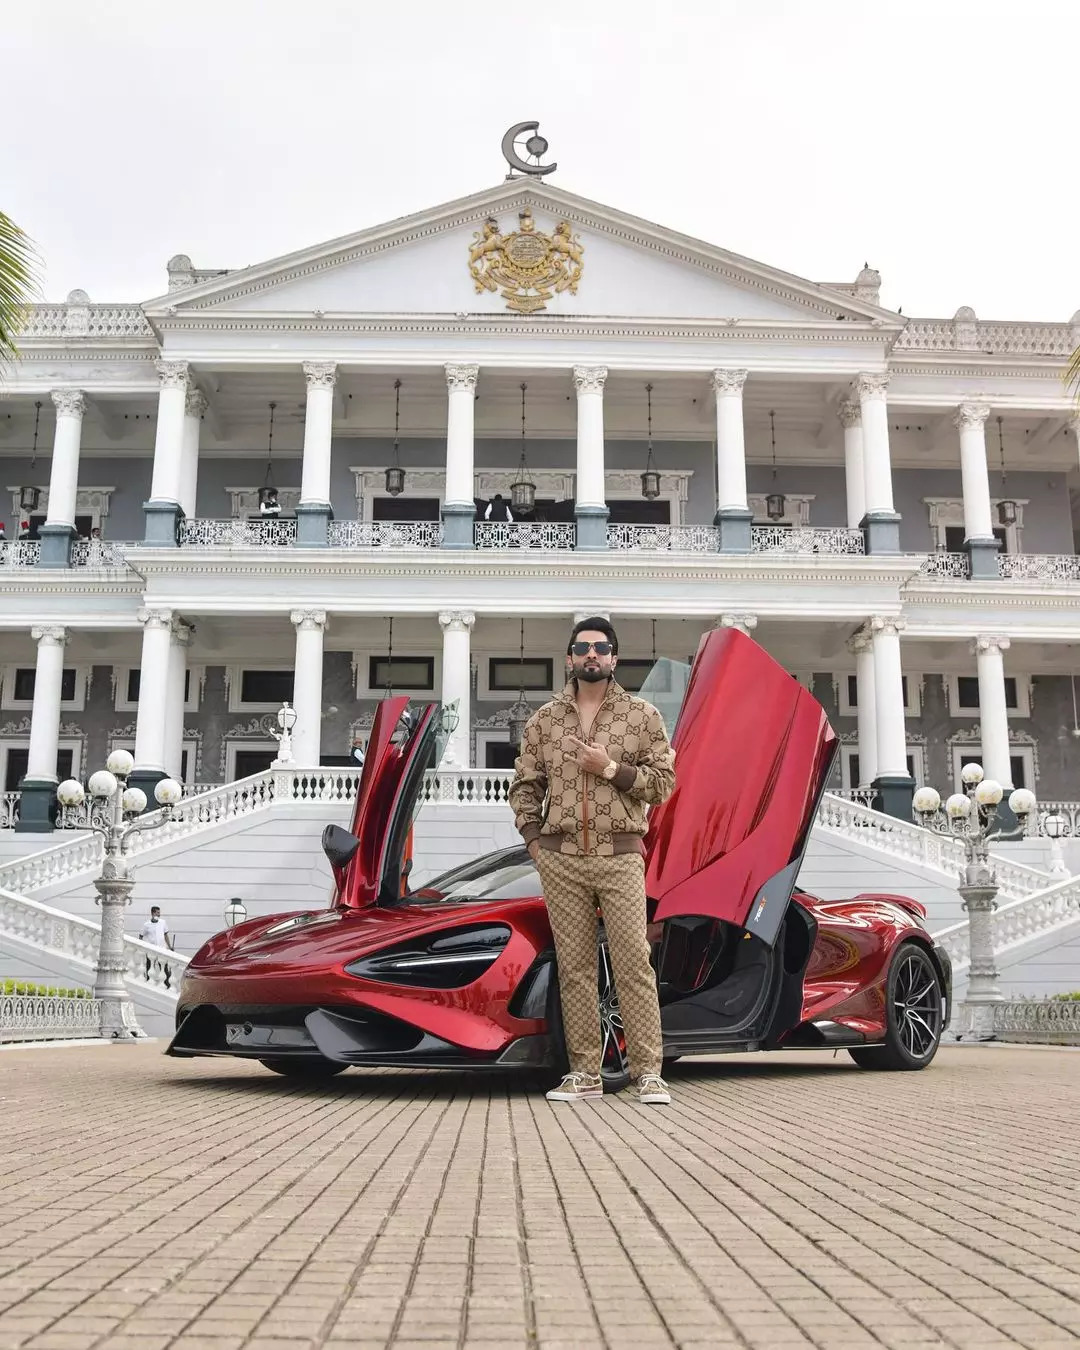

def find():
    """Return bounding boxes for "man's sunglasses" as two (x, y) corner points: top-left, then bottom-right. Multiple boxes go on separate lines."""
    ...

(571, 641), (613, 656)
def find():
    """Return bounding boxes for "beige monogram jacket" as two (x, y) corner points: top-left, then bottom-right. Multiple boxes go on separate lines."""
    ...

(508, 680), (676, 857)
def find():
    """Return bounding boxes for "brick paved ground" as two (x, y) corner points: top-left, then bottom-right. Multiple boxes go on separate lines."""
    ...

(0, 1045), (1078, 1350)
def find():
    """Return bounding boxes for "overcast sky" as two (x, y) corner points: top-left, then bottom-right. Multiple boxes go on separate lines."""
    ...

(4, 1), (1077, 320)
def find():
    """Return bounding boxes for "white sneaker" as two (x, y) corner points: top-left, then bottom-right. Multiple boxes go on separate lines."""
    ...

(636, 1074), (671, 1104)
(546, 1072), (603, 1101)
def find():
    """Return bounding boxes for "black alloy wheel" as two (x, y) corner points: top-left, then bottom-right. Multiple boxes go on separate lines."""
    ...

(260, 1057), (349, 1079)
(849, 942), (944, 1071)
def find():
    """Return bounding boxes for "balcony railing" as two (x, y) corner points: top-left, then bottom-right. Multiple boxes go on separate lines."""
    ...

(0, 541), (41, 567)
(474, 521), (576, 550)
(69, 540), (132, 568)
(999, 554), (1080, 583)
(607, 524), (719, 552)
(750, 526), (865, 555)
(180, 518), (298, 547)
(328, 520), (442, 549)
(918, 552), (972, 579)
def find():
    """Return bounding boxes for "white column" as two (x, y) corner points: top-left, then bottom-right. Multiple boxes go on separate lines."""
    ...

(711, 369), (749, 511)
(25, 626), (68, 781)
(869, 616), (907, 779)
(954, 403), (994, 540)
(573, 365), (608, 510)
(717, 613), (758, 637)
(299, 362), (336, 507)
(290, 610), (327, 766)
(133, 608), (174, 775)
(838, 400), (865, 529)
(973, 634), (1013, 788)
(444, 365), (478, 507)
(439, 610), (475, 769)
(854, 373), (895, 516)
(163, 620), (191, 781)
(179, 389), (206, 519)
(848, 629), (877, 786)
(44, 391), (85, 530)
(149, 361), (189, 504)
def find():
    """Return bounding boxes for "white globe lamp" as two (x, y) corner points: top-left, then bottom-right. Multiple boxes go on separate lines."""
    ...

(154, 778), (183, 807)
(960, 762), (984, 787)
(974, 779), (1003, 808)
(1008, 788), (1036, 818)
(945, 792), (972, 819)
(88, 770), (118, 799)
(912, 786), (941, 816)
(106, 749), (135, 778)
(56, 779), (86, 808)
(121, 787), (147, 814)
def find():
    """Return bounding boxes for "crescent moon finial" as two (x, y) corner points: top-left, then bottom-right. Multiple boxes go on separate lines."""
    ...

(501, 122), (557, 179)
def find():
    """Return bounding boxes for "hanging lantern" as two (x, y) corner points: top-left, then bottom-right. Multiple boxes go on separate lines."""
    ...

(506, 618), (532, 749)
(18, 401), (42, 513)
(995, 415), (1017, 526)
(509, 382), (536, 514)
(640, 383), (661, 500)
(765, 410), (786, 521)
(258, 402), (281, 514)
(385, 379), (406, 496)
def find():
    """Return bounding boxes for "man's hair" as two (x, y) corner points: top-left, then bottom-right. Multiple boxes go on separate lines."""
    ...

(567, 616), (618, 655)
(150, 907), (160, 915)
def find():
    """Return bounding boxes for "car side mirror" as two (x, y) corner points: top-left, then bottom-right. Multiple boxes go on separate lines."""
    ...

(322, 824), (361, 871)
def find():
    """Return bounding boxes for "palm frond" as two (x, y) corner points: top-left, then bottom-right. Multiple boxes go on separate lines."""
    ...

(0, 210), (41, 361)
(1067, 342), (1080, 402)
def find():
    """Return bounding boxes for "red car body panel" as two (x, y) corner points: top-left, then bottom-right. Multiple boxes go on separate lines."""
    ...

(646, 629), (836, 939)
(169, 630), (949, 1068)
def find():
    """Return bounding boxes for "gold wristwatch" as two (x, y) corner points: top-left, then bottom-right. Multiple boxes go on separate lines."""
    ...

(601, 760), (619, 781)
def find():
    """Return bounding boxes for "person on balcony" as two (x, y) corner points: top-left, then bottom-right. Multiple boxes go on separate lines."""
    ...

(509, 616), (676, 1106)
(482, 493), (514, 522)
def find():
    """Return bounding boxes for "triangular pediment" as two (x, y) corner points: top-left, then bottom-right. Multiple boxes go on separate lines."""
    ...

(144, 180), (901, 328)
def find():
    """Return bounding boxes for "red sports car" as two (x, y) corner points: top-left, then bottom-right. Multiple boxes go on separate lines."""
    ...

(169, 629), (950, 1086)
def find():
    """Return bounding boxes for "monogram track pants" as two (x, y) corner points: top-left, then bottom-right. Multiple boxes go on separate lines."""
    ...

(534, 850), (663, 1080)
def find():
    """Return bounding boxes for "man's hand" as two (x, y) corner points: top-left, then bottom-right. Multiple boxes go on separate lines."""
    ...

(568, 737), (612, 775)
(527, 840), (540, 863)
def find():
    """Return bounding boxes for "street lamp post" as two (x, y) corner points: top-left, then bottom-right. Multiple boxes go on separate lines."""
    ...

(1042, 812), (1070, 877)
(913, 762), (1036, 1042)
(56, 750), (183, 1039)
(271, 701), (297, 765)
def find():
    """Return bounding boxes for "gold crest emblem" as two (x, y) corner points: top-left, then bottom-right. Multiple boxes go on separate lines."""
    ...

(468, 208), (584, 314)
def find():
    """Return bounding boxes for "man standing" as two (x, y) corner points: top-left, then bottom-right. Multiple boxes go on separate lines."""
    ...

(509, 617), (675, 1104)
(140, 906), (175, 986)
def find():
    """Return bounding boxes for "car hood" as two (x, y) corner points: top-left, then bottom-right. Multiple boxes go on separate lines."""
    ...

(645, 628), (837, 946)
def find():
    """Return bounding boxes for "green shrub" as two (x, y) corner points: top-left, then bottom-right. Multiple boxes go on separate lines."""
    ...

(1, 979), (91, 999)
(1051, 991), (1080, 1001)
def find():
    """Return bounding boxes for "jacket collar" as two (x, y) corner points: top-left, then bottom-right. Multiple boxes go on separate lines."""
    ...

(557, 677), (625, 706)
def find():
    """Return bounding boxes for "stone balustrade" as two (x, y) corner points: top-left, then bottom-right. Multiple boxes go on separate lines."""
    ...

(933, 873), (1080, 971)
(0, 992), (104, 1043)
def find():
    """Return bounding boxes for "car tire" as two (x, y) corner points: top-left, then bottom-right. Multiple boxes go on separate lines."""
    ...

(848, 942), (945, 1072)
(259, 1057), (349, 1079)
(547, 929), (632, 1094)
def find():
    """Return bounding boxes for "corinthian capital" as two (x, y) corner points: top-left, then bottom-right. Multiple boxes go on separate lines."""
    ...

(953, 402), (990, 430)
(137, 607), (174, 631)
(837, 400), (861, 429)
(31, 625), (67, 647)
(438, 610), (476, 632)
(184, 387), (208, 419)
(972, 634), (1010, 657)
(445, 364), (479, 393)
(854, 372), (890, 402)
(845, 625), (873, 655)
(711, 369), (748, 397)
(290, 609), (328, 631)
(302, 361), (337, 391)
(572, 366), (608, 396)
(50, 390), (86, 419)
(869, 615), (906, 638)
(155, 360), (190, 390)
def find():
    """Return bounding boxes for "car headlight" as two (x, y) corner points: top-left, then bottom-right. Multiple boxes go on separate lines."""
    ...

(346, 923), (511, 990)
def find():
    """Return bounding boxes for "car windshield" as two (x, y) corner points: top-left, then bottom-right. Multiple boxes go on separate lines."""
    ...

(637, 656), (693, 738)
(407, 847), (539, 903)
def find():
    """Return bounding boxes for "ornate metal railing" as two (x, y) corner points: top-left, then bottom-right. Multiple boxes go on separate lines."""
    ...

(0, 992), (104, 1043)
(0, 540), (41, 567)
(1025, 801), (1080, 838)
(998, 554), (1080, 583)
(930, 874), (1080, 970)
(816, 793), (1049, 902)
(991, 998), (1080, 1045)
(606, 524), (720, 553)
(0, 792), (19, 829)
(750, 527), (865, 555)
(179, 518), (298, 547)
(474, 521), (576, 550)
(328, 520), (442, 549)
(917, 552), (971, 579)
(828, 787), (878, 807)
(69, 539), (131, 568)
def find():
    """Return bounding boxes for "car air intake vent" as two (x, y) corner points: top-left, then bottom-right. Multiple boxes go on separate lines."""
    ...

(345, 923), (511, 989)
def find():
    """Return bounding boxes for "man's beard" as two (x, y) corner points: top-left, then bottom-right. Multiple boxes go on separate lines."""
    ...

(573, 663), (610, 684)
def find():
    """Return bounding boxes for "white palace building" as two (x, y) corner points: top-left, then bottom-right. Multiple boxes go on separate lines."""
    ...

(2, 158), (1079, 854)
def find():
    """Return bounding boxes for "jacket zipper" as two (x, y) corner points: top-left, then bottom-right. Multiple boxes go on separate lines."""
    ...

(582, 769), (590, 854)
